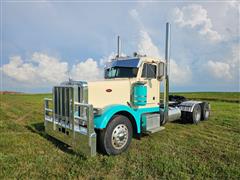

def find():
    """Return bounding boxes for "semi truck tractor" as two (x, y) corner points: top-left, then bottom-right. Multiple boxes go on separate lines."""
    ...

(44, 23), (210, 156)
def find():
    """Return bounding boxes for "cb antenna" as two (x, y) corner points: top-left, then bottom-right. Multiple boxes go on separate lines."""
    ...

(67, 69), (72, 82)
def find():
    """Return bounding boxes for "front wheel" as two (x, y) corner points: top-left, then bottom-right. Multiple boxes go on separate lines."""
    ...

(98, 115), (132, 155)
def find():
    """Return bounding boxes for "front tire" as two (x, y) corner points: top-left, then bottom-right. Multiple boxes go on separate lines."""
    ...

(98, 115), (132, 155)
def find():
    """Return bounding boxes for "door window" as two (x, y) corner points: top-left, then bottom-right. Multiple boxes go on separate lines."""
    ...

(141, 64), (157, 79)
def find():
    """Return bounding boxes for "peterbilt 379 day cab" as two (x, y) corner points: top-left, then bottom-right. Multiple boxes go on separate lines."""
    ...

(44, 23), (210, 156)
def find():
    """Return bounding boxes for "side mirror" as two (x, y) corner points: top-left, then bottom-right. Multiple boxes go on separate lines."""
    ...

(157, 62), (165, 80)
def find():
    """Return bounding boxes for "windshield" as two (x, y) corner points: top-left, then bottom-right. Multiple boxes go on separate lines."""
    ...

(105, 67), (138, 79)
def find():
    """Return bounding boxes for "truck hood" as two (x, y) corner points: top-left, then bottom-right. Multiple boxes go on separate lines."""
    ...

(88, 79), (133, 109)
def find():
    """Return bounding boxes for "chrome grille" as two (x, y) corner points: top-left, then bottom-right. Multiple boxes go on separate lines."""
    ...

(45, 81), (96, 156)
(53, 84), (87, 123)
(53, 86), (74, 121)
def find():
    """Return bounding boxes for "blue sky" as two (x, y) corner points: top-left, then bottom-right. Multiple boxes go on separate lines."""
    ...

(1, 1), (239, 93)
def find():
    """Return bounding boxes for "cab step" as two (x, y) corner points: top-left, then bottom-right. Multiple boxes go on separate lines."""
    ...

(146, 126), (165, 134)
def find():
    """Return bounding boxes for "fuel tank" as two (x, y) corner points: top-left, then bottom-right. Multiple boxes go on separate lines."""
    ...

(168, 106), (181, 122)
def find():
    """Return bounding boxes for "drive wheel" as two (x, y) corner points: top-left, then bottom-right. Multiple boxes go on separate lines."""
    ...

(191, 104), (202, 124)
(201, 102), (210, 120)
(98, 115), (132, 155)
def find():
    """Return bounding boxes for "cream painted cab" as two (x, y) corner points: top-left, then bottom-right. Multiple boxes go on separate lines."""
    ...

(88, 57), (162, 109)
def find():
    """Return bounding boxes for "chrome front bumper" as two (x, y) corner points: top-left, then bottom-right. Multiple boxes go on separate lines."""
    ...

(44, 97), (96, 157)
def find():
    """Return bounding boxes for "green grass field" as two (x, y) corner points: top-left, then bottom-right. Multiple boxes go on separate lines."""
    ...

(0, 93), (240, 179)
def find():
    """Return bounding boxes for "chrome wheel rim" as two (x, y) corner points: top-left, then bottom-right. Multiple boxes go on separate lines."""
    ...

(196, 112), (201, 121)
(111, 124), (128, 150)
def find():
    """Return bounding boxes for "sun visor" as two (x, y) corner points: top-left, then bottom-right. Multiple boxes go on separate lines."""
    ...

(105, 58), (140, 68)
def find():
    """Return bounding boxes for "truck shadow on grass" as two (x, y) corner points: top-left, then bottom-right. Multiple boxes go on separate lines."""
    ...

(171, 119), (190, 124)
(26, 122), (87, 159)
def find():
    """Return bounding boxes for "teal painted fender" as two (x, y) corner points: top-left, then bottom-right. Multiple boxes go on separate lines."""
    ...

(94, 104), (160, 133)
(94, 104), (140, 132)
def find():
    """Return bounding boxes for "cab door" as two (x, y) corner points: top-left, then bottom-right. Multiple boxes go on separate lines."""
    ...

(140, 63), (159, 106)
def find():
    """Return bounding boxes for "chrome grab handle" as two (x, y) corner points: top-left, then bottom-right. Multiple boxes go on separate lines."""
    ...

(74, 102), (94, 134)
(44, 98), (52, 115)
(73, 102), (96, 156)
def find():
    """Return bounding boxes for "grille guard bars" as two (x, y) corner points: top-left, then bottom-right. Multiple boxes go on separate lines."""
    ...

(44, 98), (97, 157)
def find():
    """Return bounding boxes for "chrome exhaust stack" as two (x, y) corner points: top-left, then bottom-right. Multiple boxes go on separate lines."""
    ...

(163, 22), (171, 124)
(116, 35), (121, 58)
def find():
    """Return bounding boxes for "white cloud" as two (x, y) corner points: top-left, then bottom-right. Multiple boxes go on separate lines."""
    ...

(129, 8), (161, 58)
(31, 52), (69, 84)
(99, 52), (127, 67)
(1, 53), (103, 87)
(99, 52), (115, 66)
(2, 56), (37, 82)
(174, 4), (222, 42)
(137, 29), (192, 85)
(206, 45), (240, 80)
(231, 44), (240, 69)
(129, 9), (139, 20)
(1, 53), (68, 86)
(130, 9), (192, 85)
(1, 50), (192, 87)
(138, 30), (161, 57)
(207, 60), (232, 79)
(71, 58), (102, 81)
(129, 9), (144, 28)
(170, 60), (192, 85)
